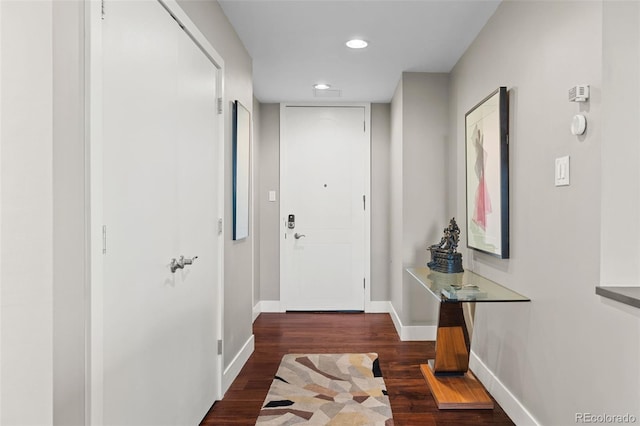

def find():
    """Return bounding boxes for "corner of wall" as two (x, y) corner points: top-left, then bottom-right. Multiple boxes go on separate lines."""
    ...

(469, 351), (540, 426)
(222, 335), (255, 396)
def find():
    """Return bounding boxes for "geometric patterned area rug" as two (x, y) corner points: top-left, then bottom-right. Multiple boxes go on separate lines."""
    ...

(256, 353), (394, 425)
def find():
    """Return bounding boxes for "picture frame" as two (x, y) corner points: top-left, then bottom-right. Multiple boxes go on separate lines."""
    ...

(465, 87), (509, 258)
(232, 100), (251, 240)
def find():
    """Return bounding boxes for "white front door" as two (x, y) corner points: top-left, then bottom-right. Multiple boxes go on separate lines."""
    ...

(280, 105), (370, 311)
(102, 1), (221, 424)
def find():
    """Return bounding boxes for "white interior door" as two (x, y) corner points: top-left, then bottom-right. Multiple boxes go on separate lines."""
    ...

(281, 105), (370, 311)
(102, 1), (221, 424)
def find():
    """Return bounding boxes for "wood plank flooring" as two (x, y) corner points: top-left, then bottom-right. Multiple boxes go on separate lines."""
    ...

(200, 313), (515, 425)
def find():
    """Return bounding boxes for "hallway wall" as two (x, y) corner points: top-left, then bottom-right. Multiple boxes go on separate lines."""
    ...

(370, 103), (391, 301)
(449, 1), (639, 423)
(390, 73), (449, 327)
(257, 103), (280, 301)
(52, 1), (86, 424)
(601, 2), (640, 288)
(1, 2), (55, 424)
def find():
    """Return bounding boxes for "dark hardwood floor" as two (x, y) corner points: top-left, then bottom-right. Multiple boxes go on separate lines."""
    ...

(200, 312), (515, 425)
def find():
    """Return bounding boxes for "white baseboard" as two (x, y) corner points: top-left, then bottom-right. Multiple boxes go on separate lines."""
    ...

(389, 302), (437, 341)
(469, 351), (539, 426)
(222, 335), (255, 396)
(255, 300), (386, 317)
(252, 303), (261, 322)
(366, 300), (391, 313)
(253, 300), (285, 322)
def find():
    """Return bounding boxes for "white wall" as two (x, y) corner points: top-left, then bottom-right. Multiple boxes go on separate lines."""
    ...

(258, 103), (281, 301)
(390, 73), (449, 326)
(52, 1), (87, 424)
(390, 80), (404, 313)
(450, 2), (640, 424)
(1, 1), (54, 424)
(402, 73), (450, 265)
(252, 96), (261, 306)
(177, 0), (255, 371)
(371, 104), (391, 301)
(601, 1), (640, 287)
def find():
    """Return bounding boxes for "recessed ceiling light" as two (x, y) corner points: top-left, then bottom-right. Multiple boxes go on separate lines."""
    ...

(314, 83), (331, 90)
(346, 39), (368, 49)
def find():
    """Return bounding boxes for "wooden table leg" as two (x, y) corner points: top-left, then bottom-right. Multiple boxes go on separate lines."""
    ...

(421, 301), (494, 409)
(433, 302), (470, 375)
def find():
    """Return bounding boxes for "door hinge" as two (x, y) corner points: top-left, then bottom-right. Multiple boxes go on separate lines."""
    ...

(363, 195), (366, 210)
(217, 97), (223, 114)
(364, 278), (366, 289)
(217, 340), (223, 355)
(102, 225), (107, 254)
(218, 218), (223, 235)
(101, 0), (105, 20)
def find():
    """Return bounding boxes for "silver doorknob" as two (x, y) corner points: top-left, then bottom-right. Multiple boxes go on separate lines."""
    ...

(170, 255), (198, 273)
(294, 233), (306, 240)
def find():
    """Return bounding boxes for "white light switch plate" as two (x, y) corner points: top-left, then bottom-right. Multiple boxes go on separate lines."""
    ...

(555, 156), (570, 186)
(268, 190), (277, 202)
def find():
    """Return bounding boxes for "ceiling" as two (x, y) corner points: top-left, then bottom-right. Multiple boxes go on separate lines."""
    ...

(218, 0), (501, 103)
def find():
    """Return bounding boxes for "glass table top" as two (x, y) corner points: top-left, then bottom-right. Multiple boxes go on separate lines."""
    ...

(406, 267), (530, 303)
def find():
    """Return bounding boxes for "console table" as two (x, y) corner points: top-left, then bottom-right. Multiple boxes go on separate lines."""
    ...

(406, 267), (530, 409)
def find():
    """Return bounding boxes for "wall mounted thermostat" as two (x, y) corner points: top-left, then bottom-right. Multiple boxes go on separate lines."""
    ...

(571, 114), (587, 135)
(568, 85), (589, 102)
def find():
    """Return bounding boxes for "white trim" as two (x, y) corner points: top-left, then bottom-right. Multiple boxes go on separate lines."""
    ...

(252, 300), (285, 322)
(362, 105), (372, 313)
(157, 0), (224, 69)
(253, 299), (390, 316)
(252, 303), (261, 322)
(0, 2), (3, 423)
(389, 303), (437, 341)
(365, 301), (391, 313)
(222, 335), (255, 396)
(469, 351), (540, 426)
(279, 103), (372, 312)
(279, 104), (288, 309)
(250, 111), (257, 328)
(87, 2), (104, 423)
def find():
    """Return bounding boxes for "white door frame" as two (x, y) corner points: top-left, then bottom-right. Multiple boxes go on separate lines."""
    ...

(85, 1), (225, 424)
(279, 103), (371, 311)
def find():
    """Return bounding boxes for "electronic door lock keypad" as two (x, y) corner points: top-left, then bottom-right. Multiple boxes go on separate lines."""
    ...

(287, 214), (295, 229)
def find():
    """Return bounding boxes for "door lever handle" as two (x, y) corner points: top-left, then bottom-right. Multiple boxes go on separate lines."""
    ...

(294, 233), (306, 240)
(182, 255), (198, 265)
(170, 255), (198, 273)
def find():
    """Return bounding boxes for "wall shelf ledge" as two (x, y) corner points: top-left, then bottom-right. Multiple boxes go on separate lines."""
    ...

(595, 286), (640, 309)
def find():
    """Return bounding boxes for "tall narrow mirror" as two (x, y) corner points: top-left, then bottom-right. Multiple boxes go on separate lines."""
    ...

(233, 100), (250, 240)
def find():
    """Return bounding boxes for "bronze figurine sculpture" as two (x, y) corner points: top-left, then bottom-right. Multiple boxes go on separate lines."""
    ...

(427, 218), (464, 273)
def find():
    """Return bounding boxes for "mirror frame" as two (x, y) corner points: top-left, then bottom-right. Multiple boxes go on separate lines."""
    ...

(232, 100), (250, 240)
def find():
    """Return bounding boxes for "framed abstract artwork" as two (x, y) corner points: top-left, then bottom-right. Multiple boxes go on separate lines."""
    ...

(465, 87), (509, 258)
(232, 100), (251, 240)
